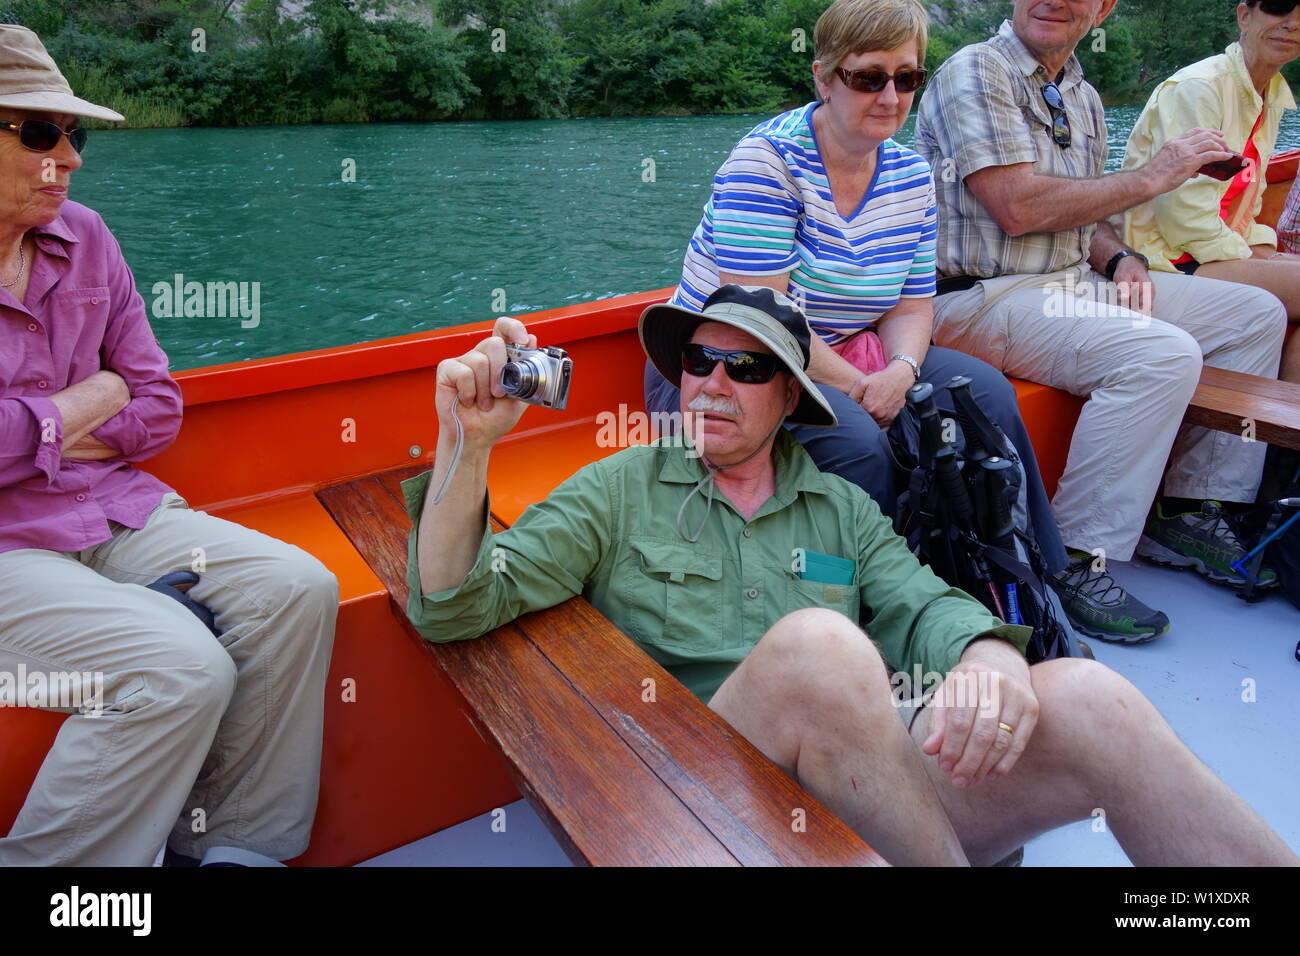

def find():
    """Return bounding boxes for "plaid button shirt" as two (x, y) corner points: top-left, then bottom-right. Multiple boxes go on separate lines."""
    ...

(915, 20), (1108, 279)
(1278, 176), (1300, 254)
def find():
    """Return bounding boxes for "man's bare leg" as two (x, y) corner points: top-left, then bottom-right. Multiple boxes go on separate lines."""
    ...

(908, 658), (1300, 866)
(707, 608), (969, 866)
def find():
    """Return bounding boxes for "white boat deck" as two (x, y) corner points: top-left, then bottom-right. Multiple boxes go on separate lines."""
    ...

(360, 559), (1299, 867)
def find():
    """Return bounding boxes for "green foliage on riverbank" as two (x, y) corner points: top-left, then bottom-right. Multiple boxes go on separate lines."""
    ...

(0, 0), (1292, 127)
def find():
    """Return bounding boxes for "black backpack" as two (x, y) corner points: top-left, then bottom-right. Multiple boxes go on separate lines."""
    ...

(888, 377), (1085, 664)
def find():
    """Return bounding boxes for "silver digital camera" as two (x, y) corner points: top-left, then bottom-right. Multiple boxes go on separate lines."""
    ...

(499, 344), (573, 410)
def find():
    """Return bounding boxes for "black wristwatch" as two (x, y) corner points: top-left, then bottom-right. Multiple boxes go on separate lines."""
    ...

(1105, 249), (1149, 281)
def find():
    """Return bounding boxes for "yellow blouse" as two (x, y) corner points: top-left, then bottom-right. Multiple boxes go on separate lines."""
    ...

(1119, 42), (1296, 271)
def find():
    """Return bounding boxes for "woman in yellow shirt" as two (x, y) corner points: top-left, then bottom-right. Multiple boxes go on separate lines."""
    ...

(1120, 0), (1300, 383)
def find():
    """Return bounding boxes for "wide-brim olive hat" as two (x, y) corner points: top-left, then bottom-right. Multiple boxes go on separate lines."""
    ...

(639, 284), (838, 428)
(0, 24), (125, 122)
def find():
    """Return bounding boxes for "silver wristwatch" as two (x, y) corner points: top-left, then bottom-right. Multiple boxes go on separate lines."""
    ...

(889, 353), (921, 382)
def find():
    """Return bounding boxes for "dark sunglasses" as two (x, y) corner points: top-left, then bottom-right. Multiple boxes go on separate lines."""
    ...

(682, 342), (781, 384)
(1040, 81), (1071, 149)
(834, 66), (928, 94)
(1255, 0), (1300, 16)
(0, 118), (87, 153)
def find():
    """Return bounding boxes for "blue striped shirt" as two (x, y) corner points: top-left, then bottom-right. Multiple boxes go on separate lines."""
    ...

(672, 102), (938, 345)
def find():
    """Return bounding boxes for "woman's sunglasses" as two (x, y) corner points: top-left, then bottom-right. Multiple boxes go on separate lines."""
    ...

(0, 118), (87, 154)
(682, 342), (781, 384)
(834, 67), (928, 94)
(1041, 81), (1071, 149)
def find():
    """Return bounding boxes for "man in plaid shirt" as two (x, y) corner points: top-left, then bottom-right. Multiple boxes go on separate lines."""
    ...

(1278, 176), (1300, 254)
(915, 1), (1288, 644)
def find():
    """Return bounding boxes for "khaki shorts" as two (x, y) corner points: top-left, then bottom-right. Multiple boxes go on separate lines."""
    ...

(896, 692), (932, 732)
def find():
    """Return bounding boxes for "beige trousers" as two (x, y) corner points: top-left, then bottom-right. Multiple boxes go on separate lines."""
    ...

(933, 265), (1287, 562)
(0, 492), (338, 865)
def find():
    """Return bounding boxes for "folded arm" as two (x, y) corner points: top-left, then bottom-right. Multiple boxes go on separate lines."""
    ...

(0, 369), (128, 486)
(53, 371), (131, 458)
(81, 226), (183, 462)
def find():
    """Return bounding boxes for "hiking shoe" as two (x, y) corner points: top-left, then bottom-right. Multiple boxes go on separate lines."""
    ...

(1137, 501), (1278, 590)
(1049, 556), (1171, 644)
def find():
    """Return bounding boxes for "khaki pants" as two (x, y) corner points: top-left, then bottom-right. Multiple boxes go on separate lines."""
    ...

(0, 492), (338, 865)
(933, 265), (1287, 562)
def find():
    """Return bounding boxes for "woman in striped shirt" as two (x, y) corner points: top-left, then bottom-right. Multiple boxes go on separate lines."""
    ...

(644, 0), (1065, 570)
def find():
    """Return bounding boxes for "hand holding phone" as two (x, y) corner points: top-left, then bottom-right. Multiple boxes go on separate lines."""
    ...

(1199, 154), (1248, 181)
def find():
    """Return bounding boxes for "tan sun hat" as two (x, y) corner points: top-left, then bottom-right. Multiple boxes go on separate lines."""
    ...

(0, 24), (124, 122)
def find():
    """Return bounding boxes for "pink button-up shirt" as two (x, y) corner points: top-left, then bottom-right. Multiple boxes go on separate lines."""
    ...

(1, 200), (181, 554)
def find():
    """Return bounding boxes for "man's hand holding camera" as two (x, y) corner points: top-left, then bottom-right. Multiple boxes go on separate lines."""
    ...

(418, 318), (572, 595)
(435, 317), (538, 454)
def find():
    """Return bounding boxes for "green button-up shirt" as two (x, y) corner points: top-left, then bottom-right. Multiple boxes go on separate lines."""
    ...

(403, 430), (1030, 704)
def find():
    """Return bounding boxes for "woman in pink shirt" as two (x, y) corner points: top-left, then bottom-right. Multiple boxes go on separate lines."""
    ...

(0, 24), (338, 867)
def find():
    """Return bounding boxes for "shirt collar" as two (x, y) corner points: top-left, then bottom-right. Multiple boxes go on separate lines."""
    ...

(31, 213), (79, 259)
(656, 428), (829, 502)
(993, 19), (1085, 91)
(1225, 41), (1297, 111)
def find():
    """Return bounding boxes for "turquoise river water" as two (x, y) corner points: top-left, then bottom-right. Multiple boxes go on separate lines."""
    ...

(67, 106), (1300, 370)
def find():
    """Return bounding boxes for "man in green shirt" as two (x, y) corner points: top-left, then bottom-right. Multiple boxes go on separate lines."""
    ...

(406, 284), (1297, 867)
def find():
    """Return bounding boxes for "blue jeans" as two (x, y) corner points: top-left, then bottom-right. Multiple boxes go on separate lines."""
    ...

(643, 348), (1068, 575)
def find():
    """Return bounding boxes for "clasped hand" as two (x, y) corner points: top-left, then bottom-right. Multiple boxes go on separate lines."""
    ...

(921, 643), (1039, 788)
(848, 362), (913, 429)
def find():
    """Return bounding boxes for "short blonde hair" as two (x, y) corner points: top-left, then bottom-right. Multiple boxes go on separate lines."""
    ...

(814, 0), (929, 80)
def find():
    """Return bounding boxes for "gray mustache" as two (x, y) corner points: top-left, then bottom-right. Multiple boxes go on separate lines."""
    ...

(686, 394), (742, 417)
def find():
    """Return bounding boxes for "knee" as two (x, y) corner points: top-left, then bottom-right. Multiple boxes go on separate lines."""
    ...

(148, 631), (238, 720)
(757, 609), (892, 712)
(1238, 287), (1288, 345)
(274, 550), (340, 612)
(1131, 325), (1202, 385)
(973, 366), (1018, 411)
(1031, 657), (1149, 737)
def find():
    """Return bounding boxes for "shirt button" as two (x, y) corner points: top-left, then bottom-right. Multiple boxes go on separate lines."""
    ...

(742, 528), (752, 538)
(27, 323), (38, 332)
(75, 493), (86, 502)
(746, 588), (759, 599)
(37, 380), (48, 389)
(90, 297), (99, 305)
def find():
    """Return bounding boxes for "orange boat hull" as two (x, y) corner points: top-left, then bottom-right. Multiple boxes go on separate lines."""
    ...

(6, 153), (1298, 863)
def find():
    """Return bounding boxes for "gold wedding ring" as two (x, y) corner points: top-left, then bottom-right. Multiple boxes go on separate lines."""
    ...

(997, 721), (1016, 736)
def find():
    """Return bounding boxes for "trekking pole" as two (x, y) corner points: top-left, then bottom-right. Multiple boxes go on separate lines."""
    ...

(946, 375), (1008, 464)
(980, 456), (1023, 625)
(908, 383), (1004, 617)
(1232, 499), (1300, 601)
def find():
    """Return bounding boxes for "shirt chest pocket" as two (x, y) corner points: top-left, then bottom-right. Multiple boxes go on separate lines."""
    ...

(786, 573), (861, 625)
(1022, 94), (1101, 178)
(621, 538), (725, 651)
(48, 287), (111, 378)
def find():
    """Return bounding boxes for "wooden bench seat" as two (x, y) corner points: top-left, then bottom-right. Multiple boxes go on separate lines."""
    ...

(318, 465), (887, 866)
(1184, 366), (1300, 451)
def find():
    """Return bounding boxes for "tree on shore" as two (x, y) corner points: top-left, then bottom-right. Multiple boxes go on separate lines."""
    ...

(0, 0), (1285, 126)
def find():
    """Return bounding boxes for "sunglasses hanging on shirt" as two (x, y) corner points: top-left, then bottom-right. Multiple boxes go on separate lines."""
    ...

(1040, 81), (1072, 149)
